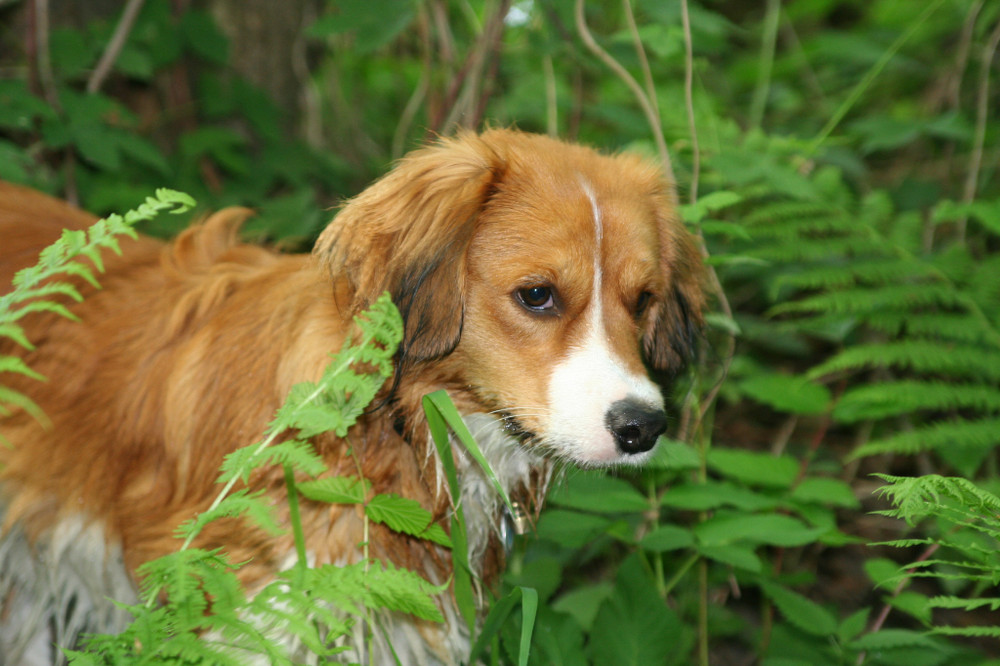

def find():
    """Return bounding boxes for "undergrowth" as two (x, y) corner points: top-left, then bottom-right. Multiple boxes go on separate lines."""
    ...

(3, 0), (1000, 663)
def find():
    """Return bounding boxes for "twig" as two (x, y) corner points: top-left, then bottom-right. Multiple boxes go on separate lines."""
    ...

(749, 0), (781, 129)
(393, 6), (433, 158)
(86, 0), (147, 94)
(574, 0), (675, 190)
(543, 55), (558, 137)
(855, 543), (941, 665)
(807, 0), (945, 155)
(679, 0), (699, 203)
(957, 16), (1000, 242)
(622, 0), (659, 120)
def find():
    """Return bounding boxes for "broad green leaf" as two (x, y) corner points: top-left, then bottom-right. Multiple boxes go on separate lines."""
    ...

(738, 373), (831, 415)
(697, 544), (762, 572)
(759, 580), (837, 637)
(297, 476), (371, 504)
(640, 525), (694, 552)
(695, 513), (822, 547)
(645, 439), (701, 471)
(865, 557), (907, 590)
(790, 477), (860, 508)
(661, 481), (777, 511)
(536, 509), (613, 548)
(589, 558), (683, 666)
(551, 583), (615, 630)
(889, 591), (932, 625)
(707, 449), (799, 488)
(838, 607), (870, 643)
(548, 473), (649, 513)
(365, 493), (436, 540)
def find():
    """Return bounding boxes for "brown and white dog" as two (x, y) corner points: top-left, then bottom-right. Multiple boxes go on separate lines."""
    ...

(0, 129), (704, 665)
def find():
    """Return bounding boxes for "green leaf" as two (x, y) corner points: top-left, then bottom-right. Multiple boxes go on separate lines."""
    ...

(661, 480), (777, 511)
(738, 373), (831, 414)
(548, 473), (649, 513)
(307, 0), (417, 53)
(640, 525), (694, 552)
(848, 628), (943, 651)
(865, 557), (906, 589)
(645, 439), (701, 471)
(695, 513), (823, 548)
(706, 449), (799, 488)
(697, 544), (762, 572)
(365, 493), (435, 539)
(790, 477), (860, 508)
(296, 476), (371, 504)
(889, 591), (932, 625)
(536, 509), (613, 548)
(589, 557), (683, 666)
(759, 580), (837, 637)
(838, 608), (870, 643)
(551, 583), (615, 630)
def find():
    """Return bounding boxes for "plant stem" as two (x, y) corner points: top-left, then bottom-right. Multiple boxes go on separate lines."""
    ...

(574, 0), (675, 191)
(87, 0), (147, 94)
(807, 0), (945, 155)
(749, 0), (781, 129)
(283, 463), (309, 581)
(958, 16), (1000, 242)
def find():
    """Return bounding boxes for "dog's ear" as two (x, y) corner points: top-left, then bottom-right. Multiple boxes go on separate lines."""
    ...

(643, 188), (707, 374)
(314, 133), (501, 363)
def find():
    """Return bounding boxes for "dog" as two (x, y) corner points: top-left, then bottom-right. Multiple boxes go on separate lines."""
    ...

(0, 129), (704, 665)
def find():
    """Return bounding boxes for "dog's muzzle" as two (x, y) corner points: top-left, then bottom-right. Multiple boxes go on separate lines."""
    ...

(605, 399), (667, 455)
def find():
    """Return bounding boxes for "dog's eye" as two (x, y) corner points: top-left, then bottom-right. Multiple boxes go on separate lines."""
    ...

(516, 285), (556, 312)
(635, 291), (653, 319)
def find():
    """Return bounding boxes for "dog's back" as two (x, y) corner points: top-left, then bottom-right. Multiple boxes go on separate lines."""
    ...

(0, 184), (352, 664)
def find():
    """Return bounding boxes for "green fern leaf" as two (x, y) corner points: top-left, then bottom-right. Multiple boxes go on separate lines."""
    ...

(808, 341), (1000, 382)
(854, 417), (1000, 458)
(834, 380), (1000, 422)
(297, 475), (371, 504)
(366, 493), (452, 547)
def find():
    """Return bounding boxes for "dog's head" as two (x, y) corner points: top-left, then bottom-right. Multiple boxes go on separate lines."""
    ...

(315, 129), (704, 467)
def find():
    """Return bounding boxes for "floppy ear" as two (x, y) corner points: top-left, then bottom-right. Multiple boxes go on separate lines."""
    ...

(643, 189), (707, 374)
(314, 133), (501, 363)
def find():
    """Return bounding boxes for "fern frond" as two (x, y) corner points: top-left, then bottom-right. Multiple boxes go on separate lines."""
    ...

(218, 439), (327, 484)
(747, 237), (883, 264)
(305, 561), (447, 623)
(866, 311), (998, 345)
(927, 596), (1000, 612)
(833, 380), (1000, 422)
(928, 625), (1000, 638)
(772, 257), (933, 292)
(854, 417), (1000, 458)
(175, 489), (282, 541)
(770, 283), (962, 318)
(807, 340), (1000, 382)
(874, 474), (1000, 524)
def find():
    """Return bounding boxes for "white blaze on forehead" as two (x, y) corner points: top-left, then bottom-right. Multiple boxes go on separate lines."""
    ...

(544, 179), (663, 466)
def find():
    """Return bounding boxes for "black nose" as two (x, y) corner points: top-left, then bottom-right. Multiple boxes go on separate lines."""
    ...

(605, 399), (667, 455)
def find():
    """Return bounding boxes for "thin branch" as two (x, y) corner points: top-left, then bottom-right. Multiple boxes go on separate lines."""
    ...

(393, 6), (433, 158)
(543, 54), (558, 137)
(957, 16), (1000, 242)
(749, 0), (781, 129)
(574, 0), (675, 191)
(86, 0), (146, 94)
(807, 0), (945, 155)
(679, 0), (699, 204)
(622, 0), (659, 119)
(32, 0), (59, 110)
